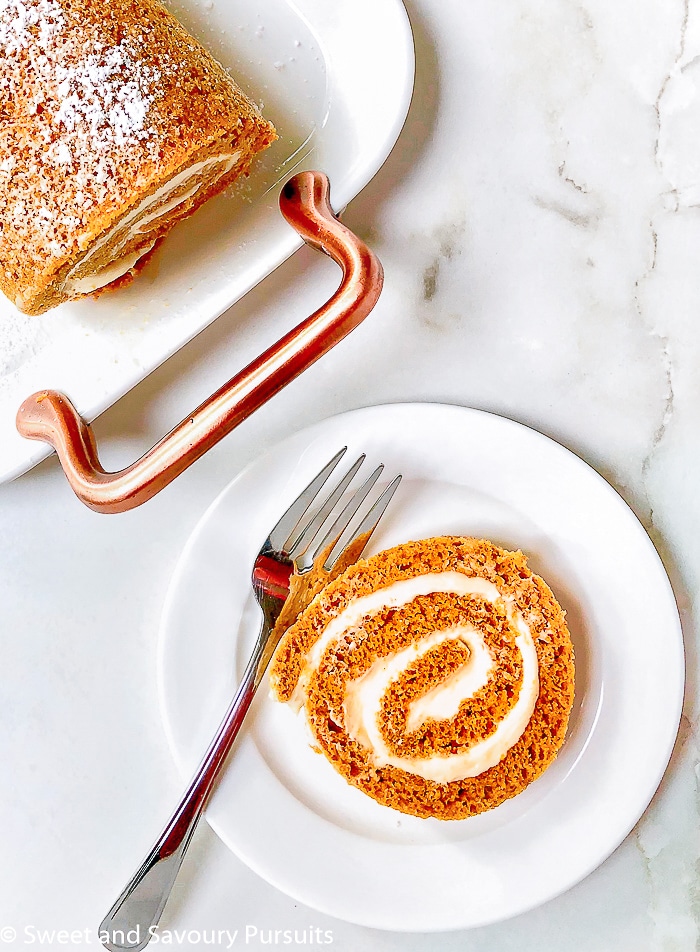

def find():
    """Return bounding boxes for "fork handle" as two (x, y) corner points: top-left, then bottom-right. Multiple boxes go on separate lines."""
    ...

(98, 624), (269, 952)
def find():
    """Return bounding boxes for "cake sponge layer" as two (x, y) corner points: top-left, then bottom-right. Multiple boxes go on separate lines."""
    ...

(270, 537), (575, 820)
(0, 0), (276, 314)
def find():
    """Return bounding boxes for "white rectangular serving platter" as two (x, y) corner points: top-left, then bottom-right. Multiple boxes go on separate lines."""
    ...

(0, 0), (414, 482)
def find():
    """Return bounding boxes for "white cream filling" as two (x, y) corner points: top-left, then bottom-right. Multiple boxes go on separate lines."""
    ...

(293, 571), (539, 783)
(64, 151), (240, 295)
(344, 624), (487, 741)
(404, 626), (494, 731)
(67, 240), (158, 294)
(292, 573), (501, 707)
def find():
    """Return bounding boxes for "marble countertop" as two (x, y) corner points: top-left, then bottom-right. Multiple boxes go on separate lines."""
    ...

(2, 0), (698, 949)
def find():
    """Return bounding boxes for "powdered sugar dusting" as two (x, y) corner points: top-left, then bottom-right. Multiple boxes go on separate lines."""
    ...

(0, 0), (165, 259)
(55, 43), (159, 150)
(0, 0), (64, 55)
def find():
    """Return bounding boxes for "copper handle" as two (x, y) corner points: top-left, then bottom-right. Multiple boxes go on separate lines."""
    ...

(16, 171), (383, 513)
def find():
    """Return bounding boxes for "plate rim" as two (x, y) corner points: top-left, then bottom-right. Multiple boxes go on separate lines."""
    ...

(157, 401), (685, 931)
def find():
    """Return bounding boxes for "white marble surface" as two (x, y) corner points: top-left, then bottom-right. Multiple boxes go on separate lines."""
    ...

(2, 0), (699, 949)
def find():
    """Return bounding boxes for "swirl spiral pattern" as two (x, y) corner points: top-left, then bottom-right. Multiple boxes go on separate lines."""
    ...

(270, 537), (575, 820)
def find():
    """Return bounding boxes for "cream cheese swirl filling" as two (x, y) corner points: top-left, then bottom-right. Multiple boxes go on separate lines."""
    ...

(64, 151), (240, 294)
(295, 571), (540, 784)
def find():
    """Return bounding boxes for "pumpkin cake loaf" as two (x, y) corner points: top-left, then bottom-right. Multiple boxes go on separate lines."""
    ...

(270, 536), (575, 820)
(0, 0), (276, 315)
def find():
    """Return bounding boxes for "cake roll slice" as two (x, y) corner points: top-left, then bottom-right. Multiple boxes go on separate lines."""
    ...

(270, 537), (575, 820)
(0, 0), (276, 315)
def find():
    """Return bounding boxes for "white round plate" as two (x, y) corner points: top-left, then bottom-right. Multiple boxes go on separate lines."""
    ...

(158, 403), (684, 931)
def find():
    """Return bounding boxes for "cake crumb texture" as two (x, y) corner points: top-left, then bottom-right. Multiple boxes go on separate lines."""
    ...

(270, 536), (576, 820)
(0, 0), (276, 314)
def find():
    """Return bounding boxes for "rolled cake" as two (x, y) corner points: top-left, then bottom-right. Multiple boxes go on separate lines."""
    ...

(270, 537), (575, 820)
(0, 0), (276, 314)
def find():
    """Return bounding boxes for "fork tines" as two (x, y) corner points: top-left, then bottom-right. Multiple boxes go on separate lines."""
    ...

(271, 448), (401, 575)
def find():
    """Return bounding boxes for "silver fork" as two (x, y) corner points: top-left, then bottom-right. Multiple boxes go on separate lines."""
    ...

(99, 449), (401, 952)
